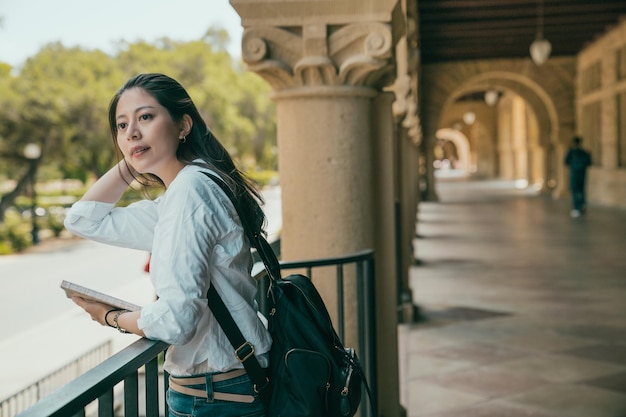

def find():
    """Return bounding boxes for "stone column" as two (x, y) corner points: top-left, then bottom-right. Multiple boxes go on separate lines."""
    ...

(370, 92), (403, 416)
(398, 0), (422, 266)
(497, 96), (515, 179)
(230, 2), (404, 416)
(392, 0), (422, 323)
(601, 52), (618, 169)
(525, 108), (542, 189)
(511, 95), (529, 181)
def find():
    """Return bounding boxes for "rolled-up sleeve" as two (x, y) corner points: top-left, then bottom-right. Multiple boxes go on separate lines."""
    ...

(64, 199), (157, 251)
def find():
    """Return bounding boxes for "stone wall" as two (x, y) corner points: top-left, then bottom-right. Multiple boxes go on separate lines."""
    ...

(577, 19), (626, 208)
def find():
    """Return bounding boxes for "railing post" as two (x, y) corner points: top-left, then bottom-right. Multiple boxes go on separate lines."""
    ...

(124, 372), (139, 416)
(366, 256), (378, 416)
(336, 264), (345, 340)
(98, 388), (114, 417)
(144, 357), (161, 417)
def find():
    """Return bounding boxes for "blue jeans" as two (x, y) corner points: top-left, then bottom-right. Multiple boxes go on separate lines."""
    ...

(167, 372), (266, 417)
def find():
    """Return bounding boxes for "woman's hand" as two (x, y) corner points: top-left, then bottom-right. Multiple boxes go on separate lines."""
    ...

(78, 160), (140, 204)
(71, 296), (114, 327)
(71, 296), (146, 337)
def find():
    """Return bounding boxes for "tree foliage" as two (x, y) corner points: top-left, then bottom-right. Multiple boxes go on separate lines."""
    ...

(0, 29), (276, 221)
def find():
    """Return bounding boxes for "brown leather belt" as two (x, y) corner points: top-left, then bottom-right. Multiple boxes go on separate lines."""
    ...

(169, 368), (254, 403)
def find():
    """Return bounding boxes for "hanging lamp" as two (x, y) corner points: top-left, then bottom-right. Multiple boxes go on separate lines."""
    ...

(530, 0), (551, 65)
(463, 111), (476, 125)
(484, 89), (499, 106)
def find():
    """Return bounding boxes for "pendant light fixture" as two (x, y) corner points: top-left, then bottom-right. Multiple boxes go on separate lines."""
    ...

(484, 89), (499, 106)
(530, 0), (551, 65)
(463, 111), (476, 125)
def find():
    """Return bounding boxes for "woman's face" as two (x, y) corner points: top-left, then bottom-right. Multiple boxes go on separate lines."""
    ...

(115, 87), (188, 186)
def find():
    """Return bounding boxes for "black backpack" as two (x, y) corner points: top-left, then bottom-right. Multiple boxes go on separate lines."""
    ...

(202, 172), (376, 417)
(265, 274), (366, 417)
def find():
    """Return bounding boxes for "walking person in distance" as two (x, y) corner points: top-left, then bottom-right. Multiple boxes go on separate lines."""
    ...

(564, 135), (592, 218)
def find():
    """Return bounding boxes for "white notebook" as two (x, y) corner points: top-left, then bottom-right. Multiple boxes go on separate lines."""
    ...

(60, 280), (142, 311)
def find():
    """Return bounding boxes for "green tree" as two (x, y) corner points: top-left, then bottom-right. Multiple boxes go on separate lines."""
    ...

(0, 30), (277, 223)
(28, 44), (123, 177)
(0, 43), (121, 220)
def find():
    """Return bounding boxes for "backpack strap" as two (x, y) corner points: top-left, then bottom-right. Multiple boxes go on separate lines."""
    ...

(201, 171), (281, 282)
(200, 171), (272, 396)
(206, 285), (270, 395)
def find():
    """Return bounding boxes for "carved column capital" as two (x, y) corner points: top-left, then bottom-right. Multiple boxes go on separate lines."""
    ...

(242, 22), (395, 92)
(390, 2), (422, 145)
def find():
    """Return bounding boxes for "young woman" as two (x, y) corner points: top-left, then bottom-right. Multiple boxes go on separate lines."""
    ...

(64, 73), (271, 417)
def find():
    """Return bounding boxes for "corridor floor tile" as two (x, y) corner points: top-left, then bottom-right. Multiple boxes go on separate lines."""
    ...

(561, 344), (626, 366)
(424, 366), (550, 398)
(408, 354), (476, 378)
(542, 308), (624, 325)
(421, 306), (511, 322)
(529, 293), (598, 306)
(554, 324), (626, 344)
(423, 400), (563, 417)
(423, 342), (530, 365)
(503, 383), (626, 417)
(485, 353), (626, 383)
(582, 308), (626, 324)
(497, 330), (599, 352)
(421, 322), (517, 344)
(581, 370), (626, 394)
(405, 381), (485, 416)
(404, 328), (459, 353)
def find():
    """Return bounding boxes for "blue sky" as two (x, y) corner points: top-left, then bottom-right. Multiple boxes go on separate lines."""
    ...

(0, 0), (244, 67)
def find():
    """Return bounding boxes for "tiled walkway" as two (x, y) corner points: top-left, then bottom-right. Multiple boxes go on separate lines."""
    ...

(400, 176), (626, 417)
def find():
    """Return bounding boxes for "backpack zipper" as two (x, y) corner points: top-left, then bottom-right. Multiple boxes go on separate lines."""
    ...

(341, 364), (354, 396)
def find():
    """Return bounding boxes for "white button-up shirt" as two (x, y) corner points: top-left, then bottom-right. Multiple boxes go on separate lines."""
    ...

(64, 163), (271, 376)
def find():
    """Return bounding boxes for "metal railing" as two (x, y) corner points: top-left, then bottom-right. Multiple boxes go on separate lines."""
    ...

(1, 341), (112, 417)
(16, 248), (377, 417)
(15, 338), (167, 417)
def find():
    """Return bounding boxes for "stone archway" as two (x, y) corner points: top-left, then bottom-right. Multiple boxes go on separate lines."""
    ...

(442, 73), (558, 188)
(436, 127), (472, 173)
(420, 57), (576, 200)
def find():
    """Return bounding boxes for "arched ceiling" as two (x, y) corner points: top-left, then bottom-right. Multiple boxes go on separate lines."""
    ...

(417, 0), (626, 64)
(444, 72), (560, 146)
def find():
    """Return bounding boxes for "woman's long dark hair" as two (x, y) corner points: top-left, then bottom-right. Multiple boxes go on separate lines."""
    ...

(108, 73), (266, 238)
